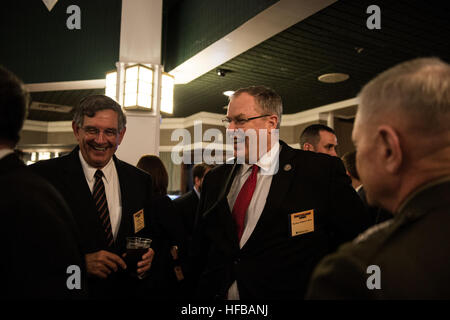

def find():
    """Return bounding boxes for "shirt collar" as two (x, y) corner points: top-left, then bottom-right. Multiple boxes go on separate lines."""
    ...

(241, 141), (280, 176)
(355, 184), (363, 193)
(193, 186), (200, 199)
(79, 150), (115, 184)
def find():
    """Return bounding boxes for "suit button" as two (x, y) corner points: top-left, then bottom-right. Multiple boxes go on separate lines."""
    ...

(234, 258), (240, 265)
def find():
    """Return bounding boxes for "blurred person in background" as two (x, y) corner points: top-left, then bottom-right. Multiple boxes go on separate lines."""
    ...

(137, 154), (188, 299)
(300, 124), (338, 157)
(342, 150), (393, 226)
(174, 163), (213, 241)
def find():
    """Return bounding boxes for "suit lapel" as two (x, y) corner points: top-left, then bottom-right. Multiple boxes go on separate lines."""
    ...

(64, 148), (97, 212)
(63, 148), (109, 248)
(202, 160), (240, 219)
(263, 143), (297, 212)
(114, 156), (133, 246)
(201, 161), (241, 252)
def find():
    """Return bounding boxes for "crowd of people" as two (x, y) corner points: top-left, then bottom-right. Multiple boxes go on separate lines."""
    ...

(0, 56), (449, 299)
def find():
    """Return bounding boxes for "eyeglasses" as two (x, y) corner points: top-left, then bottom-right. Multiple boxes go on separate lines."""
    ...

(81, 126), (118, 137)
(221, 114), (271, 128)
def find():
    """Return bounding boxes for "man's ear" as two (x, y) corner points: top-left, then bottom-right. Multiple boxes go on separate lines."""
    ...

(117, 127), (126, 145)
(267, 114), (278, 131)
(193, 176), (200, 187)
(303, 143), (315, 152)
(377, 125), (402, 174)
(72, 121), (80, 140)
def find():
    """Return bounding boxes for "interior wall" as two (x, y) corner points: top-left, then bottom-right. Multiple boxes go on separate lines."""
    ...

(334, 118), (355, 157)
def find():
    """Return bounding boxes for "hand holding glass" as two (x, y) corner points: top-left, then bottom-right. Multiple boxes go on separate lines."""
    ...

(126, 237), (152, 278)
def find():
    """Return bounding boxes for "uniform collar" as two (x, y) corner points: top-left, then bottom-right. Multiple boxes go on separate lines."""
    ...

(397, 175), (450, 215)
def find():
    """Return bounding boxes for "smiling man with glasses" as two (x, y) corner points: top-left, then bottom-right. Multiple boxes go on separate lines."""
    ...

(30, 95), (166, 299)
(191, 86), (370, 300)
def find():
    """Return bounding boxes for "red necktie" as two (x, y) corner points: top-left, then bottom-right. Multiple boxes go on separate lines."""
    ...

(231, 165), (259, 241)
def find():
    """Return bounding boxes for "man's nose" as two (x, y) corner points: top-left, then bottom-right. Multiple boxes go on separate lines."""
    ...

(94, 131), (107, 144)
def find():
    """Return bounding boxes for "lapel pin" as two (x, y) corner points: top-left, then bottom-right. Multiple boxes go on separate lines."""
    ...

(284, 164), (292, 171)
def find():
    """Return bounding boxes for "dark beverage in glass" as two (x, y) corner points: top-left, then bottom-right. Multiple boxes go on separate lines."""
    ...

(126, 247), (148, 271)
(126, 237), (152, 278)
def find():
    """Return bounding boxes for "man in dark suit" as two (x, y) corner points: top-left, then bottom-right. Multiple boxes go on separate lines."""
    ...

(0, 66), (86, 299)
(307, 57), (450, 299)
(31, 95), (158, 299)
(191, 86), (370, 300)
(174, 163), (212, 238)
(342, 151), (393, 225)
(174, 162), (212, 296)
(300, 124), (338, 157)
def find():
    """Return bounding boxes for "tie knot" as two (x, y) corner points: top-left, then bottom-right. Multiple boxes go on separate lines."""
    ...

(251, 164), (259, 174)
(94, 169), (103, 180)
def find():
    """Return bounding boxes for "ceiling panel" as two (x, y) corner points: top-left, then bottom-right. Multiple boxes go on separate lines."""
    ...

(26, 0), (450, 121)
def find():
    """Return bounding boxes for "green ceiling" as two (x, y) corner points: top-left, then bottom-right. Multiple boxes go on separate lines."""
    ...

(163, 0), (278, 71)
(2, 0), (449, 120)
(0, 0), (121, 83)
(170, 0), (450, 117)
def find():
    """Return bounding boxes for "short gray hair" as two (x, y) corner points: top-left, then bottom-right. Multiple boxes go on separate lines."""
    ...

(73, 95), (126, 131)
(231, 85), (283, 129)
(358, 57), (450, 133)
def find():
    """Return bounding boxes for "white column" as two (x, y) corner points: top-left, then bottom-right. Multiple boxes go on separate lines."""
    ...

(327, 111), (335, 129)
(115, 0), (163, 166)
(119, 0), (162, 64)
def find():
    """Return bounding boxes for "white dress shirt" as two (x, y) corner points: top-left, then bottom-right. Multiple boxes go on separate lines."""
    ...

(226, 141), (280, 300)
(193, 186), (201, 199)
(79, 150), (122, 240)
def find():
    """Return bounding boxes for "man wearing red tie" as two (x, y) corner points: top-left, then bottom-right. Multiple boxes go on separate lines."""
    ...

(191, 86), (371, 300)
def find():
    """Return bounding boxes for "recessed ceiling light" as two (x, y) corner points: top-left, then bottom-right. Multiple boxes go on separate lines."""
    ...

(318, 73), (349, 83)
(223, 91), (235, 97)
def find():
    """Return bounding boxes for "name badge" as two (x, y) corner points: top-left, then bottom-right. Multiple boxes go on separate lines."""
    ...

(133, 209), (145, 233)
(290, 209), (314, 237)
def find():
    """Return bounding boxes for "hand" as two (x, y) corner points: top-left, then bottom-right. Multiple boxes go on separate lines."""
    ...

(137, 248), (154, 277)
(85, 250), (127, 279)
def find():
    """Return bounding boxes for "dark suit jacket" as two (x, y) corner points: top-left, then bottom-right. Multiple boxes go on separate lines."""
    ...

(30, 147), (162, 299)
(173, 190), (199, 239)
(358, 186), (393, 225)
(306, 177), (450, 299)
(151, 194), (189, 299)
(0, 152), (86, 299)
(173, 190), (200, 297)
(191, 141), (370, 300)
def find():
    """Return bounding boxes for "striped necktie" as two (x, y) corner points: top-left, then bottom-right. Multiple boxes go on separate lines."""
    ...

(93, 169), (114, 247)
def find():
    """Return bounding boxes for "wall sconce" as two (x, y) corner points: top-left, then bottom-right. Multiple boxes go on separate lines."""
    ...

(105, 64), (174, 114)
(123, 64), (154, 110)
(161, 72), (174, 114)
(105, 70), (117, 101)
